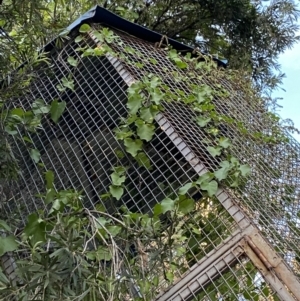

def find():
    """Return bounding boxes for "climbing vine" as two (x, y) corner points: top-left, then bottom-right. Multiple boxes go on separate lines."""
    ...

(0, 24), (292, 301)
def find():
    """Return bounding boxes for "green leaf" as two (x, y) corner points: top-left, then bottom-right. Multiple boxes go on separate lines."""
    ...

(124, 138), (143, 157)
(107, 226), (121, 237)
(127, 94), (143, 114)
(109, 185), (124, 200)
(75, 35), (83, 43)
(67, 56), (78, 67)
(50, 100), (66, 123)
(101, 27), (119, 43)
(0, 220), (11, 232)
(50, 198), (64, 213)
(178, 182), (194, 195)
(96, 246), (112, 261)
(239, 164), (251, 177)
(93, 30), (105, 43)
(32, 99), (50, 114)
(148, 76), (161, 89)
(0, 236), (18, 256)
(24, 213), (46, 243)
(196, 172), (214, 185)
(178, 198), (195, 214)
(166, 271), (174, 283)
(136, 121), (155, 142)
(112, 166), (126, 175)
(200, 180), (218, 197)
(77, 289), (91, 301)
(153, 204), (162, 216)
(10, 107), (24, 117)
(96, 217), (108, 228)
(45, 188), (56, 204)
(114, 127), (133, 140)
(230, 156), (239, 165)
(5, 127), (18, 135)
(168, 49), (179, 60)
(218, 137), (231, 148)
(195, 116), (211, 127)
(30, 148), (40, 163)
(150, 58), (158, 65)
(135, 152), (151, 169)
(214, 161), (231, 181)
(61, 77), (74, 91)
(150, 89), (164, 105)
(207, 146), (222, 157)
(160, 198), (175, 213)
(111, 172), (126, 186)
(152, 275), (159, 286)
(0, 270), (10, 285)
(45, 170), (54, 189)
(140, 106), (159, 122)
(79, 24), (91, 33)
(82, 48), (95, 57)
(23, 136), (33, 144)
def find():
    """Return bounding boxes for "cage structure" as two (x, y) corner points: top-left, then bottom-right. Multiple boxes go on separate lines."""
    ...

(1, 5), (300, 301)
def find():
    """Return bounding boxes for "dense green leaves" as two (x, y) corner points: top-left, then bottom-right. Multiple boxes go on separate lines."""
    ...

(0, 1), (291, 300)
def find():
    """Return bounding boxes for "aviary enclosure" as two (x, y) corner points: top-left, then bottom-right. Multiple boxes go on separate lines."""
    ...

(1, 5), (300, 301)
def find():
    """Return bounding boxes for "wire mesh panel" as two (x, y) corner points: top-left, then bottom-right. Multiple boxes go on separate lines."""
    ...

(0, 27), (240, 294)
(104, 27), (300, 281)
(186, 257), (284, 301)
(1, 20), (300, 301)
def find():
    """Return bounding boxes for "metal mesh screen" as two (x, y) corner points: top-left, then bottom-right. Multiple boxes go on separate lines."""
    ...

(0, 28), (239, 288)
(1, 23), (300, 300)
(184, 257), (281, 301)
(105, 28), (300, 280)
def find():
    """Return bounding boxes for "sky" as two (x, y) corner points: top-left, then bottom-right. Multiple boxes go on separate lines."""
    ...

(274, 38), (300, 142)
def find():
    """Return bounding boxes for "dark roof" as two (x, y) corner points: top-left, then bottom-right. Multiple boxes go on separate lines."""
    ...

(49, 5), (226, 67)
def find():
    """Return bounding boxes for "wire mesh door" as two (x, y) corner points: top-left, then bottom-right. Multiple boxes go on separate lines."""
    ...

(1, 21), (300, 301)
(155, 226), (297, 301)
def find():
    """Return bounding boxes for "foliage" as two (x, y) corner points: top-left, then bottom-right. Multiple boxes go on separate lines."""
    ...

(1, 0), (299, 91)
(0, 1), (299, 300)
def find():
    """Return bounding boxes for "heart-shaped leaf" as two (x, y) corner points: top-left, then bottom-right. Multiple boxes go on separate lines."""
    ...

(124, 138), (143, 157)
(200, 180), (218, 197)
(109, 185), (124, 200)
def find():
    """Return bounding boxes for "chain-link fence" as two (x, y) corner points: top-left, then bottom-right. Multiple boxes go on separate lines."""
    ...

(1, 14), (300, 301)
